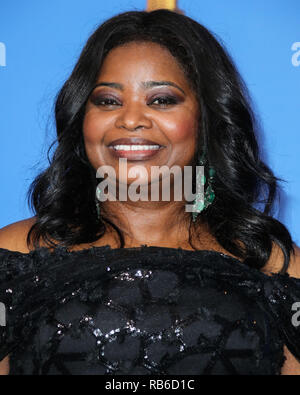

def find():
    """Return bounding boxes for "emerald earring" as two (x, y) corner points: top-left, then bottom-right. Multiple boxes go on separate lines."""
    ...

(191, 154), (215, 222)
(95, 184), (101, 220)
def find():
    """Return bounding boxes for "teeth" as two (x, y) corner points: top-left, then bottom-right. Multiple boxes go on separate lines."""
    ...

(112, 145), (160, 151)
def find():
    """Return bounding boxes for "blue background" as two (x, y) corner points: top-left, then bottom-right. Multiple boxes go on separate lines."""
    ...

(0, 0), (299, 243)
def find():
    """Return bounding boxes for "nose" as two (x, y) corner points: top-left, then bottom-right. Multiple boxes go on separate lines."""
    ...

(115, 102), (152, 131)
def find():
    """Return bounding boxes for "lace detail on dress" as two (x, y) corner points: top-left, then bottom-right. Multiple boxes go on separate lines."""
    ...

(0, 245), (299, 375)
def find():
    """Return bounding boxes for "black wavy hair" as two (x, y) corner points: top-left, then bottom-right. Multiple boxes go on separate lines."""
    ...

(27, 9), (295, 272)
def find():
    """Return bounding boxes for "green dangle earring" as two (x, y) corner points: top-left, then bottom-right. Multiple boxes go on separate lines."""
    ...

(191, 150), (215, 222)
(95, 184), (101, 220)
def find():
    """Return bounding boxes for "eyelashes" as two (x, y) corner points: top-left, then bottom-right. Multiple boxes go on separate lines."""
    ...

(151, 96), (178, 106)
(91, 96), (120, 106)
(89, 94), (179, 108)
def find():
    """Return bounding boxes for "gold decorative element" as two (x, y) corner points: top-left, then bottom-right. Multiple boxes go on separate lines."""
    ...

(146, 0), (178, 12)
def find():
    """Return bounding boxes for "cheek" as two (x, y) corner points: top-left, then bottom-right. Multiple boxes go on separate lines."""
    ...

(82, 112), (107, 144)
(164, 115), (198, 143)
(82, 113), (109, 169)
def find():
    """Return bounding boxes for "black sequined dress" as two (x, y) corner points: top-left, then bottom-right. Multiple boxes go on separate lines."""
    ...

(0, 245), (300, 375)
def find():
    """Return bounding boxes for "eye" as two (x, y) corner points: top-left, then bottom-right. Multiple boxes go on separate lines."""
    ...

(150, 96), (178, 107)
(90, 95), (121, 107)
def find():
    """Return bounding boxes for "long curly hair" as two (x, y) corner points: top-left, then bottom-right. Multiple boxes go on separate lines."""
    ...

(27, 9), (295, 272)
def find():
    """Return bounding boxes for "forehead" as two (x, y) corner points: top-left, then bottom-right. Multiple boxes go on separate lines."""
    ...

(97, 41), (189, 85)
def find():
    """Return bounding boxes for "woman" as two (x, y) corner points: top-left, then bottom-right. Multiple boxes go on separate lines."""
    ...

(0, 9), (300, 375)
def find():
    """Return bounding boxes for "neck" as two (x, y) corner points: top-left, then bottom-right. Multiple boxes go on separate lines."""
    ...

(100, 199), (193, 248)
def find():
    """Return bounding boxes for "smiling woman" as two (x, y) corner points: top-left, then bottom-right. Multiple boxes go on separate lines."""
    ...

(83, 41), (198, 191)
(0, 9), (300, 376)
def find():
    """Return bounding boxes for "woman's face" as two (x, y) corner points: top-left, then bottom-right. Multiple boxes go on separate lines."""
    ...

(83, 41), (199, 186)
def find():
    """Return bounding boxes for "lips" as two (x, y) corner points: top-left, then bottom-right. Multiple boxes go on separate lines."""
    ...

(108, 137), (165, 147)
(107, 137), (166, 161)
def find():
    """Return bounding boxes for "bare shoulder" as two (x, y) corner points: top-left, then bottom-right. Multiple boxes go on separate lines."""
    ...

(287, 244), (300, 278)
(0, 217), (37, 253)
(0, 356), (9, 375)
(262, 241), (300, 278)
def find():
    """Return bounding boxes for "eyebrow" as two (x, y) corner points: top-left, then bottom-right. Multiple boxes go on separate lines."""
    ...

(93, 81), (185, 94)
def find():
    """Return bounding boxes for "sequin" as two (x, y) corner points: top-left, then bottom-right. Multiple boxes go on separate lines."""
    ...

(93, 329), (103, 337)
(0, 245), (299, 375)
